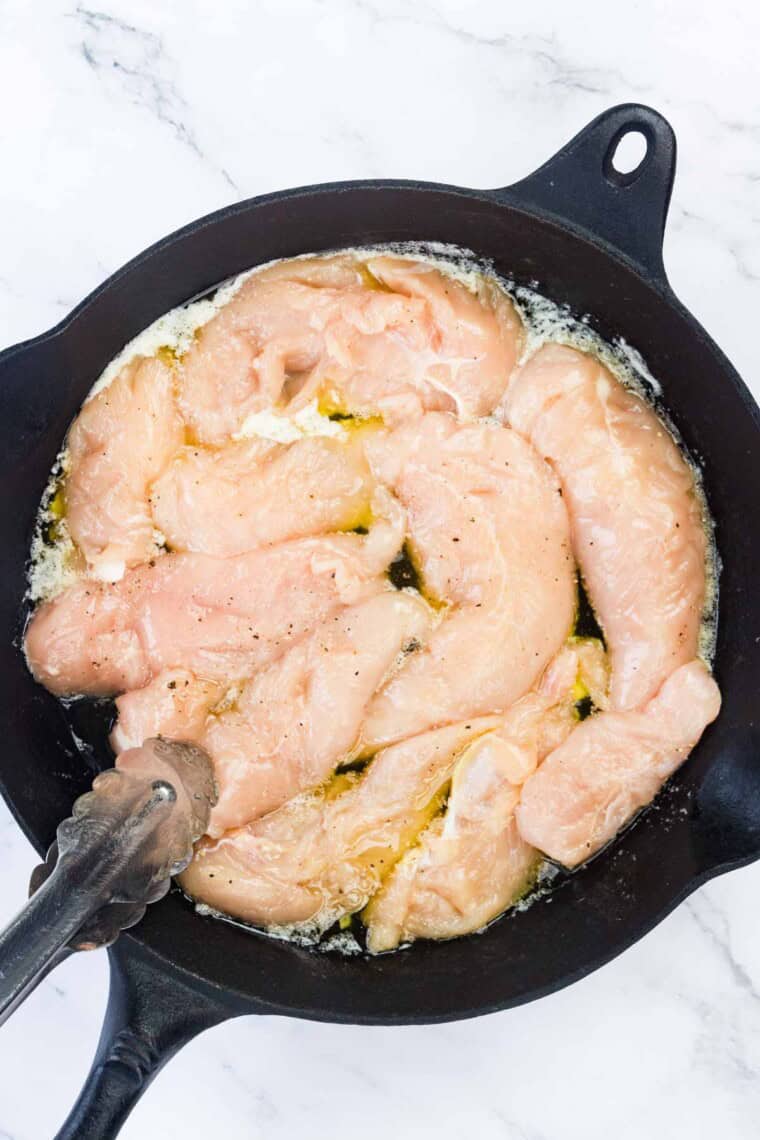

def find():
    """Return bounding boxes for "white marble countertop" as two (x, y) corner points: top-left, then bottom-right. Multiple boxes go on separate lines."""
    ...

(1, 1), (759, 1136)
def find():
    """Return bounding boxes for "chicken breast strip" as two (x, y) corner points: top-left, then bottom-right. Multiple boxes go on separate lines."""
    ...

(150, 433), (374, 558)
(503, 344), (708, 710)
(330, 256), (524, 422)
(179, 718), (501, 931)
(202, 590), (434, 834)
(516, 658), (721, 867)
(178, 255), (523, 442)
(365, 640), (605, 951)
(178, 256), (364, 443)
(112, 592), (432, 829)
(65, 354), (184, 580)
(25, 494), (404, 696)
(111, 669), (224, 753)
(361, 413), (576, 747)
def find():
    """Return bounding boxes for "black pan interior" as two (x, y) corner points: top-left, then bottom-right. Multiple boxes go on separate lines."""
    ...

(1, 183), (759, 1023)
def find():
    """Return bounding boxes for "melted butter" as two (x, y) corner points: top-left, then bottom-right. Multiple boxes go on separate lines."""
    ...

(156, 344), (178, 368)
(323, 770), (362, 800)
(316, 386), (346, 419)
(388, 538), (448, 613)
(355, 780), (451, 895)
(344, 498), (374, 535)
(357, 262), (392, 292)
(47, 486), (65, 522)
(28, 457), (80, 602)
(315, 385), (386, 434)
(359, 781), (453, 929)
(571, 676), (589, 703)
(343, 413), (384, 436)
(28, 514), (80, 603)
(44, 484), (67, 545)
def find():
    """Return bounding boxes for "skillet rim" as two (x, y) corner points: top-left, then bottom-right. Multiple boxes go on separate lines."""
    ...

(2, 172), (759, 1026)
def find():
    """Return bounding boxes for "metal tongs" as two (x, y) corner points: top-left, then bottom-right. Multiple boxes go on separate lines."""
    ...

(0, 738), (216, 1025)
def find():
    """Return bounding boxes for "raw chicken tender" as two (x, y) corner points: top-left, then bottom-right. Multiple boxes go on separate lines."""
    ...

(25, 504), (402, 696)
(66, 355), (183, 579)
(111, 669), (223, 753)
(504, 344), (707, 710)
(366, 787), (535, 953)
(516, 659), (721, 867)
(203, 590), (434, 834)
(178, 257), (349, 444)
(365, 640), (604, 950)
(178, 255), (523, 441)
(328, 257), (524, 421)
(362, 413), (576, 746)
(179, 718), (500, 930)
(151, 433), (374, 557)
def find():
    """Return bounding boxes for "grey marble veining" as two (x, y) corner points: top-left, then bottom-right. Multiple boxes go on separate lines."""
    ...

(73, 5), (239, 190)
(0, 0), (759, 1136)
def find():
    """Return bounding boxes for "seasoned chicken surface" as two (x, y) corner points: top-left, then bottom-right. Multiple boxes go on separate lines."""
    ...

(24, 250), (719, 952)
(179, 718), (500, 930)
(365, 640), (603, 951)
(26, 506), (401, 695)
(362, 413), (576, 746)
(503, 344), (707, 711)
(151, 434), (374, 558)
(516, 658), (721, 867)
(66, 354), (183, 579)
(179, 255), (523, 442)
(202, 590), (434, 834)
(111, 669), (223, 753)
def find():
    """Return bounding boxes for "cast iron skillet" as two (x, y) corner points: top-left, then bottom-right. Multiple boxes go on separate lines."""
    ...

(1, 103), (759, 1139)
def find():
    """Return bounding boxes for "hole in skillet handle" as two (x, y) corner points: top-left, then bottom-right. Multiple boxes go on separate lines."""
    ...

(604, 128), (649, 185)
(498, 102), (677, 285)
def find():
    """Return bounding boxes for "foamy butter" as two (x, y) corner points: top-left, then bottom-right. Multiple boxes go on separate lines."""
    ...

(87, 269), (258, 400)
(192, 899), (363, 953)
(28, 516), (78, 603)
(235, 400), (346, 444)
(28, 446), (77, 603)
(510, 283), (664, 400)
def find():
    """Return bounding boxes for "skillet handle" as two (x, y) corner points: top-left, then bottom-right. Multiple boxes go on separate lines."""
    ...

(54, 937), (239, 1140)
(500, 103), (676, 284)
